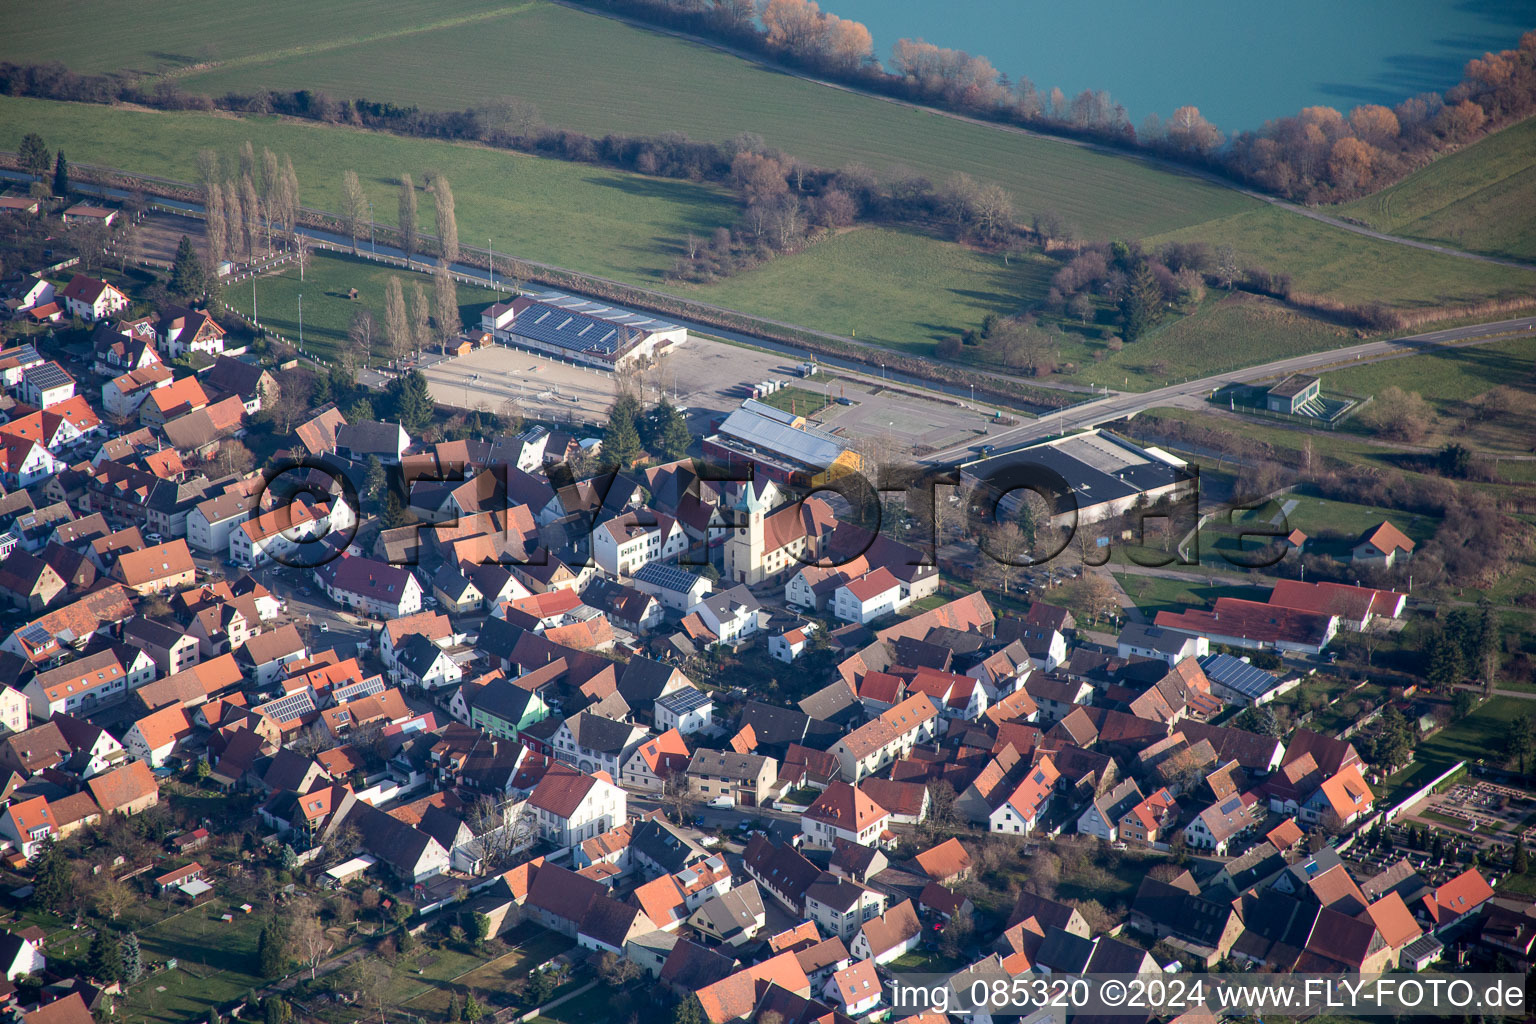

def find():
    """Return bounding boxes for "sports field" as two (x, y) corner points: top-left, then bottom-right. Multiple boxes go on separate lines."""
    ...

(1333, 115), (1536, 264)
(221, 250), (503, 365)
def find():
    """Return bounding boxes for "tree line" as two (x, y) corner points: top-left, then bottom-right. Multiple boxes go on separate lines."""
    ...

(4, 21), (1535, 208)
(547, 2), (1536, 203)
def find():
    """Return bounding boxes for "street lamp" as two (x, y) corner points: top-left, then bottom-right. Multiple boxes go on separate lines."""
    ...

(297, 293), (303, 349)
(369, 200), (375, 254)
(489, 239), (495, 292)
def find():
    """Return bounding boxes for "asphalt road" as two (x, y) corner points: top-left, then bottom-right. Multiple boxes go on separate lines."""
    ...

(187, 550), (380, 658)
(924, 316), (1536, 463)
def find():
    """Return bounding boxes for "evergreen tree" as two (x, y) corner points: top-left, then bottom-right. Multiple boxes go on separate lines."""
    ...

(121, 932), (143, 984)
(1117, 260), (1162, 342)
(87, 930), (122, 982)
(52, 151), (68, 198)
(1516, 837), (1529, 875)
(389, 368), (435, 434)
(463, 994), (484, 1023)
(18, 133), (49, 180)
(382, 492), (413, 530)
(257, 923), (287, 978)
(1431, 831), (1446, 863)
(29, 839), (72, 912)
(364, 455), (387, 502)
(603, 405), (643, 469)
(654, 400), (693, 460)
(446, 994), (461, 1022)
(673, 994), (705, 1024)
(1425, 628), (1463, 690)
(526, 970), (554, 1005)
(169, 235), (205, 299)
(263, 997), (291, 1024)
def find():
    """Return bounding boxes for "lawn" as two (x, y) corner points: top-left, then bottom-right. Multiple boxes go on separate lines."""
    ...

(118, 898), (270, 1024)
(397, 925), (573, 1017)
(1046, 291), (1366, 392)
(164, 0), (1253, 243)
(0, 95), (738, 288)
(1111, 572), (1266, 617)
(1279, 491), (1441, 552)
(1144, 204), (1536, 309)
(222, 250), (502, 364)
(752, 384), (833, 417)
(1333, 116), (1536, 264)
(1321, 331), (1536, 408)
(689, 225), (1054, 356)
(1378, 696), (1525, 808)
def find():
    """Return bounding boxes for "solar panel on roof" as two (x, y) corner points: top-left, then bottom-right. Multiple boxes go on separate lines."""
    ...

(1219, 797), (1241, 814)
(260, 692), (316, 723)
(19, 623), (51, 646)
(634, 562), (704, 592)
(659, 687), (712, 715)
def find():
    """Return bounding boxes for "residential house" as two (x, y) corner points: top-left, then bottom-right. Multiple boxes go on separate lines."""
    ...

(113, 539), (196, 595)
(850, 899), (922, 965)
(550, 712), (649, 778)
(989, 755), (1059, 835)
(619, 729), (691, 792)
(592, 509), (688, 578)
(314, 556), (423, 619)
(22, 647), (149, 719)
(1077, 778), (1145, 842)
(59, 276), (128, 322)
(124, 705), (196, 767)
(1352, 521), (1415, 568)
(687, 750), (778, 809)
(528, 768), (627, 849)
(827, 694), (944, 782)
(803, 782), (891, 850)
(688, 585), (764, 645)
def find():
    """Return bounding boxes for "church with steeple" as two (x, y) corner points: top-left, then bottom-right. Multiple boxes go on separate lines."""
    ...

(722, 480), (838, 587)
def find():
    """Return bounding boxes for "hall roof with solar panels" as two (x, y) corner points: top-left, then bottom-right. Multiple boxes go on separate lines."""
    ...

(1198, 652), (1284, 702)
(657, 686), (713, 717)
(508, 292), (681, 358)
(633, 561), (708, 594)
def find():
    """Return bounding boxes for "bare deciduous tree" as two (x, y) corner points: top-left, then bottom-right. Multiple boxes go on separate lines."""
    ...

(340, 170), (366, 254)
(432, 175), (458, 265)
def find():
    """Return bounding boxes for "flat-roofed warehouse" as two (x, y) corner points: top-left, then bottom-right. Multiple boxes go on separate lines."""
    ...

(959, 429), (1192, 525)
(703, 400), (863, 487)
(479, 290), (687, 369)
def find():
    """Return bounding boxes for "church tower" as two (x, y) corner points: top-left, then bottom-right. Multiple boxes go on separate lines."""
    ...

(724, 480), (769, 585)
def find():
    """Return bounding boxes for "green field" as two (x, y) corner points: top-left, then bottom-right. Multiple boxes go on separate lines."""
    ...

(1145, 203), (1536, 309)
(1334, 116), (1536, 264)
(0, 0), (514, 75)
(1050, 291), (1365, 391)
(1280, 492), (1440, 548)
(690, 225), (1053, 355)
(0, 95), (736, 287)
(1321, 331), (1536, 408)
(162, 0), (1251, 243)
(1111, 573), (1265, 616)
(223, 250), (502, 364)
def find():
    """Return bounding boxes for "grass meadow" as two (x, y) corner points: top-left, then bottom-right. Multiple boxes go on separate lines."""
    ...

(1334, 115), (1536, 264)
(1143, 203), (1536, 309)
(166, 0), (1253, 242)
(688, 225), (1054, 355)
(0, 0), (514, 75)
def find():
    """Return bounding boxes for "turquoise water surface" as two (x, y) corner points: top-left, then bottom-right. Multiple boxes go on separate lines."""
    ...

(823, 0), (1536, 131)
